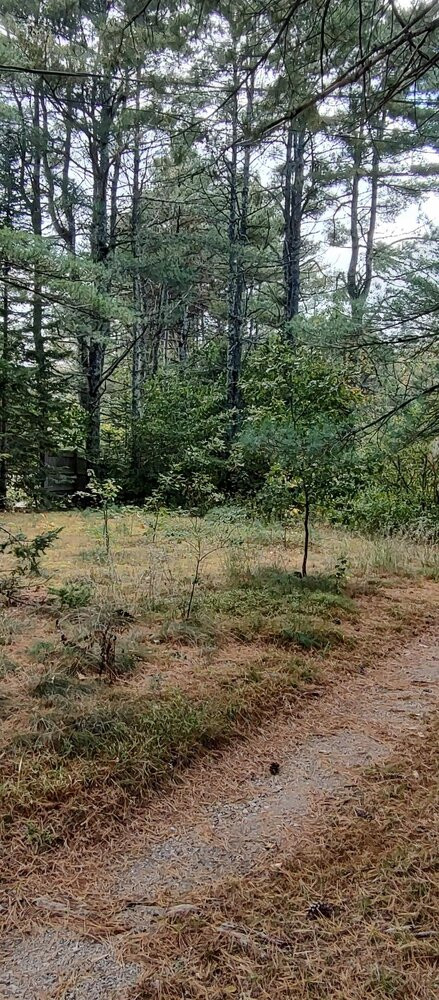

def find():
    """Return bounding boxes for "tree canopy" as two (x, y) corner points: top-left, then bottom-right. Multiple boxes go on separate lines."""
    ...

(0, 0), (438, 543)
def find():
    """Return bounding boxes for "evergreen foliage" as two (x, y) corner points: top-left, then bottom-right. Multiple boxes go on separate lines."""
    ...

(0, 0), (437, 537)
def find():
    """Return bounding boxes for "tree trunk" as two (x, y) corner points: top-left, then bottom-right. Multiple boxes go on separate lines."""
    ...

(302, 493), (310, 577)
(41, 89), (76, 252)
(283, 125), (305, 332)
(61, 97), (76, 251)
(86, 80), (113, 466)
(227, 62), (254, 435)
(0, 154), (12, 510)
(131, 71), (147, 436)
(0, 266), (8, 510)
(31, 81), (48, 480)
(346, 134), (363, 321)
(346, 115), (384, 329)
(178, 305), (190, 363)
(363, 129), (382, 302)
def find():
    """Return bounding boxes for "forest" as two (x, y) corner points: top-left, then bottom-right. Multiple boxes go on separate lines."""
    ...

(0, 4), (439, 999)
(0, 0), (438, 540)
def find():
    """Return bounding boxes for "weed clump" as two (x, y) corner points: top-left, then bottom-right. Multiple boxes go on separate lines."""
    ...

(50, 578), (94, 609)
(0, 652), (18, 677)
(32, 673), (95, 700)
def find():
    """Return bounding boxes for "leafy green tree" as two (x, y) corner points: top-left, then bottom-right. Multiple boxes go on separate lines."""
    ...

(130, 346), (228, 504)
(240, 337), (359, 573)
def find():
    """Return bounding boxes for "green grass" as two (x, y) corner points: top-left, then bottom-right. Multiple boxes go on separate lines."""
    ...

(192, 566), (355, 647)
(146, 566), (354, 651)
(275, 625), (343, 649)
(32, 672), (96, 700)
(28, 640), (56, 660)
(1, 656), (317, 845)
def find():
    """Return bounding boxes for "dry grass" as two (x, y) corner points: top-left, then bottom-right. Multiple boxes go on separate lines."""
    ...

(1, 510), (439, 883)
(2, 508), (439, 586)
(127, 716), (439, 1000)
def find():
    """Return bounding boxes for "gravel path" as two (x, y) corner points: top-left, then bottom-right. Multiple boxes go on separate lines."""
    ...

(1, 633), (439, 998)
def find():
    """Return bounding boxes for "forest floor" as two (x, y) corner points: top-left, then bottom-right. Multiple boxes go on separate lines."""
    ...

(0, 511), (439, 997)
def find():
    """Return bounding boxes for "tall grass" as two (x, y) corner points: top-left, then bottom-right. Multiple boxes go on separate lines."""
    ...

(348, 533), (439, 578)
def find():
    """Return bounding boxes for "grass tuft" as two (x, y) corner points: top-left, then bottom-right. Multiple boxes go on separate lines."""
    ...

(32, 672), (95, 700)
(158, 618), (217, 647)
(275, 625), (343, 649)
(28, 640), (55, 660)
(0, 652), (18, 677)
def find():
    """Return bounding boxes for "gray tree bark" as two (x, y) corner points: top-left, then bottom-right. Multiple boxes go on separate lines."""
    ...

(86, 77), (114, 465)
(30, 81), (48, 479)
(227, 60), (254, 435)
(283, 124), (305, 332)
(346, 115), (384, 324)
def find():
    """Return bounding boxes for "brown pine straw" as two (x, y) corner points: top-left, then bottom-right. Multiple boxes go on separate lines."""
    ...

(124, 717), (439, 999)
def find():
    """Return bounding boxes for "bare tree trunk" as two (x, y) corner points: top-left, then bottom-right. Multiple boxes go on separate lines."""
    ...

(150, 286), (168, 375)
(178, 305), (190, 363)
(87, 80), (113, 465)
(346, 133), (363, 321)
(283, 125), (305, 332)
(302, 492), (310, 577)
(363, 130), (382, 302)
(131, 279), (146, 419)
(226, 58), (240, 423)
(61, 96), (76, 251)
(31, 81), (48, 481)
(0, 266), (8, 509)
(0, 157), (12, 509)
(131, 71), (147, 470)
(227, 62), (254, 436)
(131, 70), (146, 426)
(42, 87), (86, 416)
(41, 89), (76, 252)
(346, 115), (383, 325)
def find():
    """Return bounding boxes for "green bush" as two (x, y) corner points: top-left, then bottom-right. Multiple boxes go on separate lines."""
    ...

(346, 484), (439, 539)
(129, 347), (228, 504)
(51, 577), (94, 609)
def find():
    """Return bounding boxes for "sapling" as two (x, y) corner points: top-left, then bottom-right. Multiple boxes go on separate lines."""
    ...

(143, 488), (167, 542)
(0, 525), (62, 602)
(241, 339), (359, 576)
(57, 603), (135, 682)
(86, 471), (121, 554)
(183, 519), (230, 620)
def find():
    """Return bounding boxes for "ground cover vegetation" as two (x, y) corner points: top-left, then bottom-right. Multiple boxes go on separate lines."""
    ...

(0, 508), (438, 877)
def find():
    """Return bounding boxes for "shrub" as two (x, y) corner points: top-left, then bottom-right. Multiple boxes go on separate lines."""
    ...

(0, 525), (62, 602)
(51, 578), (94, 609)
